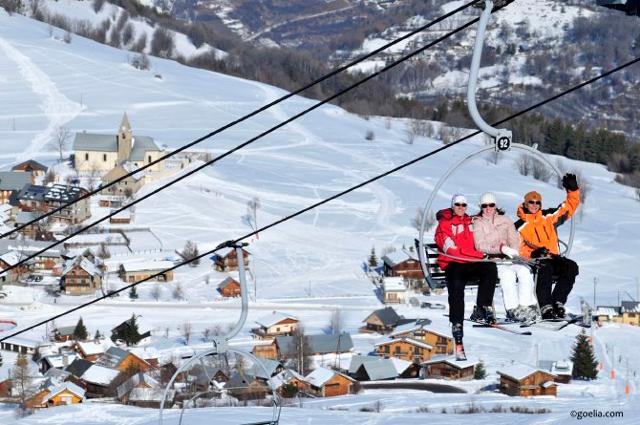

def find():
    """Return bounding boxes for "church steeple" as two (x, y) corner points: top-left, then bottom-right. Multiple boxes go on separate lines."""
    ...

(117, 112), (133, 163)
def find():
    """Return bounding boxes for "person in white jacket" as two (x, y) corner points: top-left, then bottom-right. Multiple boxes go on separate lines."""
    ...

(473, 192), (538, 322)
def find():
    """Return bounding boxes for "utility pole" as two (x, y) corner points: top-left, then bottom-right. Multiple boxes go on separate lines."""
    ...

(593, 277), (598, 307)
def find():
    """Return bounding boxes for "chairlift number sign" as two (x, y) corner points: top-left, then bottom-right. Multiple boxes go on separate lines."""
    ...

(496, 137), (511, 151)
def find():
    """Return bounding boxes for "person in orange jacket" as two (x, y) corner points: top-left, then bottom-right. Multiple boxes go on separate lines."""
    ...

(514, 173), (581, 320)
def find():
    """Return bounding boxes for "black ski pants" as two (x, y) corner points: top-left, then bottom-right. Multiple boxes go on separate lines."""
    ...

(445, 261), (498, 325)
(535, 256), (579, 307)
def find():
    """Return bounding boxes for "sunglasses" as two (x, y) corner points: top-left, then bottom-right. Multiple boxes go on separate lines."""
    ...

(481, 203), (496, 208)
(528, 200), (541, 205)
(454, 203), (467, 207)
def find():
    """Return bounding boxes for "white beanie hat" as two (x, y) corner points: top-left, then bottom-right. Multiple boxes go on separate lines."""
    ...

(451, 194), (467, 207)
(479, 192), (497, 206)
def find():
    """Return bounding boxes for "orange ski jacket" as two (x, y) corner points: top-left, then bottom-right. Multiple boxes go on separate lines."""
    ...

(514, 189), (580, 258)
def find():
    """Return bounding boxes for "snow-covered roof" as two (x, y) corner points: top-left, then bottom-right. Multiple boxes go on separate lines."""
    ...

(116, 372), (159, 399)
(250, 358), (282, 380)
(381, 248), (418, 267)
(42, 353), (79, 369)
(1, 336), (40, 348)
(218, 276), (239, 289)
(594, 306), (621, 316)
(270, 369), (304, 388)
(421, 356), (479, 369)
(375, 337), (433, 350)
(42, 381), (85, 403)
(62, 256), (101, 277)
(255, 311), (299, 328)
(129, 346), (159, 360)
(0, 251), (21, 266)
(497, 364), (554, 381)
(77, 339), (113, 356)
(81, 364), (120, 386)
(383, 277), (406, 292)
(304, 367), (337, 387)
(121, 261), (174, 272)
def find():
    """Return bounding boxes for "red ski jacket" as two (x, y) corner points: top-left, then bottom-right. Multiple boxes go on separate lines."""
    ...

(434, 208), (485, 270)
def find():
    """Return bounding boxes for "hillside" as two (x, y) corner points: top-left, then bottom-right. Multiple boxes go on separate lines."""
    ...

(0, 7), (639, 424)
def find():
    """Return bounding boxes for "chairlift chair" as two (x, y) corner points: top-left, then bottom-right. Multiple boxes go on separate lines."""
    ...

(416, 0), (575, 288)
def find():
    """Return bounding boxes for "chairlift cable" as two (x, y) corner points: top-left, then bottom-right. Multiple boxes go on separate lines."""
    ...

(0, 0), (481, 241)
(2, 54), (639, 343)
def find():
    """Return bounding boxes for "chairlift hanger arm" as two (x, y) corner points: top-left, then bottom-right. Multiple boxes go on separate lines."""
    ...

(467, 0), (512, 148)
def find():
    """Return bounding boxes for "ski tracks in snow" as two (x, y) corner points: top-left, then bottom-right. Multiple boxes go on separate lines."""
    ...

(250, 83), (398, 228)
(0, 37), (82, 162)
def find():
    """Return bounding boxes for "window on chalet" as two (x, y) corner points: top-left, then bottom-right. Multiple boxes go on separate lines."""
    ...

(103, 154), (107, 162)
(85, 153), (89, 161)
(148, 155), (152, 163)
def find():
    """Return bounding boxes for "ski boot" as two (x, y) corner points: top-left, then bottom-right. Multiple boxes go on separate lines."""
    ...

(540, 304), (556, 320)
(452, 323), (467, 361)
(470, 305), (497, 325)
(553, 301), (566, 319)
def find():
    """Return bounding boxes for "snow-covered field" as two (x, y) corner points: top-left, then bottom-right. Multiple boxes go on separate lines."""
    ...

(0, 6), (639, 424)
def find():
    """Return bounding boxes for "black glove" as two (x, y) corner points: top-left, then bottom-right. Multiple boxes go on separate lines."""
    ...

(531, 247), (549, 258)
(562, 173), (579, 191)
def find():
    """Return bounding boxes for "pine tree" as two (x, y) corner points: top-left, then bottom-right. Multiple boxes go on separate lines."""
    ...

(73, 317), (88, 341)
(124, 314), (142, 346)
(129, 285), (138, 300)
(570, 330), (598, 380)
(94, 329), (102, 340)
(368, 247), (378, 267)
(474, 360), (487, 379)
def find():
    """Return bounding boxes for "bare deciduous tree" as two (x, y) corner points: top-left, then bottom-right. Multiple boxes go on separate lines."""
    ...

(53, 126), (71, 162)
(329, 308), (343, 335)
(172, 282), (185, 300)
(180, 321), (192, 345)
(411, 207), (435, 233)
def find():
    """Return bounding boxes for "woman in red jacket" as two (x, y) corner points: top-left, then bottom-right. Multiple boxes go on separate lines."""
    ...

(435, 194), (498, 360)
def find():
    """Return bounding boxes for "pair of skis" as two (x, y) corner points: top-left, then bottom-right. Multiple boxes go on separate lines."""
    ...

(520, 314), (583, 330)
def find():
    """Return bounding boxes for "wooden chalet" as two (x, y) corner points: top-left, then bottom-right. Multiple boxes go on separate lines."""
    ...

(0, 250), (31, 284)
(61, 256), (103, 295)
(271, 369), (306, 396)
(389, 322), (454, 356)
(74, 339), (112, 362)
(75, 363), (121, 398)
(54, 325), (76, 342)
(116, 372), (171, 407)
(497, 365), (558, 397)
(304, 367), (356, 397)
(421, 357), (477, 380)
(595, 301), (640, 326)
(119, 260), (174, 283)
(11, 159), (48, 182)
(348, 355), (420, 381)
(218, 276), (241, 298)
(362, 307), (410, 333)
(251, 311), (300, 340)
(25, 382), (85, 409)
(96, 346), (151, 373)
(210, 247), (250, 272)
(382, 277), (407, 304)
(381, 248), (423, 280)
(374, 337), (434, 363)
